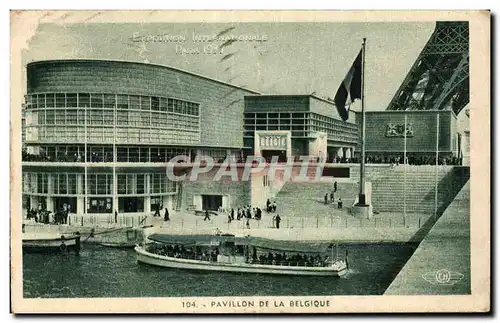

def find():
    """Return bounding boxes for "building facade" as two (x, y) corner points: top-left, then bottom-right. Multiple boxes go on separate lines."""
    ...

(22, 59), (258, 214)
(362, 110), (461, 163)
(244, 95), (359, 162)
(21, 59), (464, 217)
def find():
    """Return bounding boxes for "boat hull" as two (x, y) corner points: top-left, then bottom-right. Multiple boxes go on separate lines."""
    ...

(135, 246), (347, 276)
(23, 235), (81, 254)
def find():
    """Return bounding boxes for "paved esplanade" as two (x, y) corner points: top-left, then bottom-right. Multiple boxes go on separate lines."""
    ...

(385, 181), (470, 295)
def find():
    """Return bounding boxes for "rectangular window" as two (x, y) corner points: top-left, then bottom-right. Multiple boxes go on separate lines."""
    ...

(139, 147), (149, 162)
(68, 174), (77, 194)
(117, 111), (128, 125)
(54, 110), (65, 124)
(46, 94), (55, 108)
(151, 97), (160, 111)
(37, 173), (48, 194)
(140, 96), (150, 110)
(96, 174), (107, 194)
(129, 95), (140, 110)
(46, 110), (55, 124)
(103, 94), (115, 109)
(78, 93), (90, 108)
(103, 110), (113, 125)
(37, 94), (46, 108)
(91, 109), (103, 125)
(136, 174), (145, 194)
(129, 147), (139, 162)
(66, 93), (78, 107)
(126, 174), (135, 194)
(58, 173), (68, 195)
(167, 98), (174, 112)
(140, 112), (150, 127)
(117, 95), (129, 110)
(118, 174), (126, 194)
(90, 93), (103, 108)
(117, 147), (128, 162)
(56, 93), (66, 108)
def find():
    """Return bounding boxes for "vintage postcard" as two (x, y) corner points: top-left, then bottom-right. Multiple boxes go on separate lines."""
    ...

(10, 10), (490, 313)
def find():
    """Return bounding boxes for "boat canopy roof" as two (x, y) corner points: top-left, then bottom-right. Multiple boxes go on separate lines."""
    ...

(148, 234), (331, 253)
(247, 237), (331, 254)
(148, 234), (245, 246)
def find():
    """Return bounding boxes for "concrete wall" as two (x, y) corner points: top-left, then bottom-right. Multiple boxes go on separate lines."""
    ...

(244, 95), (309, 113)
(364, 110), (456, 155)
(180, 167), (251, 211)
(27, 60), (257, 149)
(309, 96), (357, 122)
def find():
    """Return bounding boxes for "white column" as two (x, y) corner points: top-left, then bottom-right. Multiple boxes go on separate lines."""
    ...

(145, 174), (151, 213)
(113, 175), (119, 216)
(145, 196), (151, 213)
(30, 195), (39, 211)
(46, 174), (55, 212)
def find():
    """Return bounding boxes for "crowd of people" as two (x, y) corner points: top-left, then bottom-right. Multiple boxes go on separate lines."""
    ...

(251, 251), (330, 267)
(146, 242), (332, 267)
(213, 200), (283, 229)
(26, 204), (71, 225)
(364, 155), (463, 166)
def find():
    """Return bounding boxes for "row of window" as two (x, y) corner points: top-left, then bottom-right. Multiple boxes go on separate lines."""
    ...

(244, 112), (310, 119)
(23, 173), (177, 195)
(25, 110), (199, 128)
(26, 126), (200, 145)
(24, 146), (239, 163)
(25, 93), (200, 116)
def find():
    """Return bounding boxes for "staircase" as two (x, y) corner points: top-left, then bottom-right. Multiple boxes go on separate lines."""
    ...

(370, 166), (469, 214)
(274, 181), (359, 217)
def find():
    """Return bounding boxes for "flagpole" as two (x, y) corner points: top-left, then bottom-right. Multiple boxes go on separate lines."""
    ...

(358, 38), (367, 206)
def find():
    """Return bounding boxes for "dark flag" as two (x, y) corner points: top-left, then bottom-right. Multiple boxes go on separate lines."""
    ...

(334, 49), (363, 121)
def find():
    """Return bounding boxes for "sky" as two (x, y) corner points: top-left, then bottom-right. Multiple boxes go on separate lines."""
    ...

(21, 21), (436, 111)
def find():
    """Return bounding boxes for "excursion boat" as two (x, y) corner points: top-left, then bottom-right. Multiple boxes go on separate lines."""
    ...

(135, 234), (348, 276)
(22, 232), (81, 254)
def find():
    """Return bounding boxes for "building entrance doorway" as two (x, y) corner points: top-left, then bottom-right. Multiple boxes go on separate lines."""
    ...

(54, 197), (77, 213)
(202, 194), (222, 211)
(119, 197), (144, 213)
(261, 150), (286, 163)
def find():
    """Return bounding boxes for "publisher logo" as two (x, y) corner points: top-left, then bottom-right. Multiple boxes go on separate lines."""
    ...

(422, 269), (464, 286)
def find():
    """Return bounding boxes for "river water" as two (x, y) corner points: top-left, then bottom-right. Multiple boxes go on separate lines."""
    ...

(23, 243), (417, 298)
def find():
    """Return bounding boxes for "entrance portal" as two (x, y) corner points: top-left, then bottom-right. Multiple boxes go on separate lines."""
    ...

(119, 197), (144, 213)
(202, 194), (223, 211)
(261, 150), (287, 163)
(54, 197), (77, 213)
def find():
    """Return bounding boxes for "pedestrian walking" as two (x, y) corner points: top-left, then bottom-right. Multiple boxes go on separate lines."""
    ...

(324, 193), (328, 204)
(164, 207), (170, 221)
(337, 198), (343, 209)
(153, 204), (161, 217)
(330, 191), (334, 203)
(114, 209), (118, 224)
(334, 181), (338, 193)
(275, 214), (281, 229)
(204, 210), (211, 221)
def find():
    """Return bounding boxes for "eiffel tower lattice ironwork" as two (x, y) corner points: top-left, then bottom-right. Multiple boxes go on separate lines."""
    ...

(386, 21), (469, 115)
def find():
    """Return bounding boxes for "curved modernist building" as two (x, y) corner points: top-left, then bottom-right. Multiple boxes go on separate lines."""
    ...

(22, 59), (258, 215)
